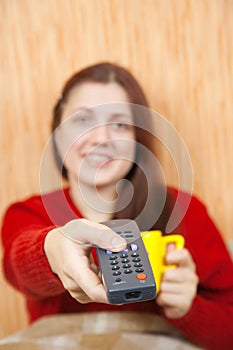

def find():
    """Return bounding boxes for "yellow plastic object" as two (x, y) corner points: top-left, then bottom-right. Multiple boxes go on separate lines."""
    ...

(141, 230), (184, 292)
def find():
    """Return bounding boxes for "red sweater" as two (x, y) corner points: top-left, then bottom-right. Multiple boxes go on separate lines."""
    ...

(1, 188), (233, 349)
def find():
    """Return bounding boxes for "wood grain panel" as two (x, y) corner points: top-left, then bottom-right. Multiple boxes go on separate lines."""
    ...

(1, 0), (232, 338)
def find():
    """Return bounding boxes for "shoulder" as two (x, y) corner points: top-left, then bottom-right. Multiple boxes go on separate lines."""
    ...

(3, 193), (43, 216)
(3, 188), (83, 228)
(4, 188), (69, 213)
(2, 188), (72, 228)
(166, 186), (209, 234)
(168, 186), (206, 211)
(167, 187), (232, 258)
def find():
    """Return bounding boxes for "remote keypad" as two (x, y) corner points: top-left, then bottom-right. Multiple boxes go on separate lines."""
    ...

(107, 243), (147, 283)
(96, 219), (156, 304)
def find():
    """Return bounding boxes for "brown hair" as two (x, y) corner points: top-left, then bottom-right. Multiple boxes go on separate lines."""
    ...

(51, 62), (172, 231)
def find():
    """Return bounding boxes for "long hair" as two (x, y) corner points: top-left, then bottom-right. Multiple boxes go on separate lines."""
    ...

(51, 62), (173, 231)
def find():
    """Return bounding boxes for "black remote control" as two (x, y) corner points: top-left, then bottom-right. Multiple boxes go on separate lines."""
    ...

(96, 219), (156, 304)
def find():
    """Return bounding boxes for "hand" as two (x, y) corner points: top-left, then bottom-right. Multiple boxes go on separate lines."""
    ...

(156, 244), (199, 319)
(44, 219), (126, 304)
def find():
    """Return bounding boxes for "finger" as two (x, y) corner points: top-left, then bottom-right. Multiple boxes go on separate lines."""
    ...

(59, 253), (106, 298)
(156, 291), (193, 318)
(160, 276), (198, 295)
(160, 281), (187, 294)
(90, 262), (100, 275)
(162, 267), (194, 283)
(157, 303), (187, 319)
(166, 242), (176, 253)
(61, 254), (109, 303)
(61, 219), (127, 252)
(166, 248), (196, 269)
(157, 291), (186, 308)
(71, 256), (109, 303)
(67, 269), (108, 303)
(70, 290), (93, 304)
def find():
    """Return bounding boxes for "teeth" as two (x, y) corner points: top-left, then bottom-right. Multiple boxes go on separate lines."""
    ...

(86, 154), (110, 162)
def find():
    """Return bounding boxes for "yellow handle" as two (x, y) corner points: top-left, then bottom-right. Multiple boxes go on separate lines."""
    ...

(141, 231), (185, 292)
(161, 234), (185, 271)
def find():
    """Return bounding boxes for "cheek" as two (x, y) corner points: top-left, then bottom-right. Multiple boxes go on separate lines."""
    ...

(112, 141), (136, 177)
(58, 133), (85, 159)
(116, 139), (136, 162)
(59, 139), (84, 173)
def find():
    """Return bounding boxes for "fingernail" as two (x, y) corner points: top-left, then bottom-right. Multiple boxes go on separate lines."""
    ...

(166, 243), (176, 253)
(111, 237), (126, 249)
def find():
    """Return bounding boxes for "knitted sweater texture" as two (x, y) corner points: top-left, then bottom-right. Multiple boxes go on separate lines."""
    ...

(1, 188), (233, 349)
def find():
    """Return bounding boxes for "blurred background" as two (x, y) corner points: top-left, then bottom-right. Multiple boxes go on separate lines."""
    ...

(0, 0), (232, 338)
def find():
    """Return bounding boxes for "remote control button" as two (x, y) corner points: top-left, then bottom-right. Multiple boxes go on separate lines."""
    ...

(137, 273), (147, 280)
(106, 250), (113, 255)
(121, 248), (129, 253)
(109, 255), (118, 260)
(124, 269), (133, 274)
(112, 265), (120, 270)
(135, 268), (144, 273)
(130, 244), (138, 252)
(120, 253), (128, 258)
(132, 257), (141, 262)
(115, 277), (121, 282)
(111, 260), (119, 265)
(121, 258), (129, 263)
(134, 262), (142, 267)
(113, 271), (121, 276)
(123, 263), (131, 269)
(125, 234), (134, 238)
(131, 252), (139, 257)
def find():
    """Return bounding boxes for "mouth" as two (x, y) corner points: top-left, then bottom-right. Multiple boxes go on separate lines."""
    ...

(83, 153), (113, 168)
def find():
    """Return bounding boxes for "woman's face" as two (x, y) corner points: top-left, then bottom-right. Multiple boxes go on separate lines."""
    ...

(56, 82), (136, 189)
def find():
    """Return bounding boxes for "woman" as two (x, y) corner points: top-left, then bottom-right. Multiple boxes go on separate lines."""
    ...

(2, 62), (233, 349)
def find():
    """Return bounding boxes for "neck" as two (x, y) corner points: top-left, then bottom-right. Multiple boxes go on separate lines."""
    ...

(68, 175), (117, 223)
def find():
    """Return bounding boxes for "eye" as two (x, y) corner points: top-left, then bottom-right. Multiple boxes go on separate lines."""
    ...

(73, 115), (92, 125)
(111, 122), (129, 129)
(77, 116), (89, 123)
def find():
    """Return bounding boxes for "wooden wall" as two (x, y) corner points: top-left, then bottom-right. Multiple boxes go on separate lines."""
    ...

(0, 0), (232, 338)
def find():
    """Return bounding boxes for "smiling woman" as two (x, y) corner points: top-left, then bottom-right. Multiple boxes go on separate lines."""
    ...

(51, 63), (165, 226)
(55, 98), (136, 220)
(55, 84), (136, 194)
(1, 62), (233, 350)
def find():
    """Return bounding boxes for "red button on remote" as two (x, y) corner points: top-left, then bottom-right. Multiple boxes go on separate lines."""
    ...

(136, 273), (147, 280)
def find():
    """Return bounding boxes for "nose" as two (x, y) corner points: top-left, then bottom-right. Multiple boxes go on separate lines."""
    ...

(91, 124), (110, 144)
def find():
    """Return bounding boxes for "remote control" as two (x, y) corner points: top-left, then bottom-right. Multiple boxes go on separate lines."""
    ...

(96, 219), (156, 304)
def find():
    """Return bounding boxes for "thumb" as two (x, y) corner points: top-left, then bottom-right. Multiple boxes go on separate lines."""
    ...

(165, 242), (176, 264)
(61, 219), (127, 252)
(166, 242), (176, 253)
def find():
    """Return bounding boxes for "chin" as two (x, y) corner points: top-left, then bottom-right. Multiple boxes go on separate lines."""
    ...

(94, 178), (118, 188)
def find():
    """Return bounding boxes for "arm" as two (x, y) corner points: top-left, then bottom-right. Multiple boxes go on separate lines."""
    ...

(44, 218), (126, 304)
(1, 199), (64, 298)
(1, 197), (126, 302)
(159, 195), (233, 350)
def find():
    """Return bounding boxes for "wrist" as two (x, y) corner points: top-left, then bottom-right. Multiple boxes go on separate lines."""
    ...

(44, 228), (60, 274)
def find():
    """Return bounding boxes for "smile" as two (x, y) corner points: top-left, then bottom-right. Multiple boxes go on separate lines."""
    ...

(86, 154), (111, 162)
(84, 153), (113, 168)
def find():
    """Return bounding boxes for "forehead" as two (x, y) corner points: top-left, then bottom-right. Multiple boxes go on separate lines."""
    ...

(62, 81), (132, 120)
(67, 81), (130, 106)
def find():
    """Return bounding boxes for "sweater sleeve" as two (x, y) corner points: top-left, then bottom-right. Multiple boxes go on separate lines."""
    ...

(164, 195), (233, 350)
(1, 198), (65, 299)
